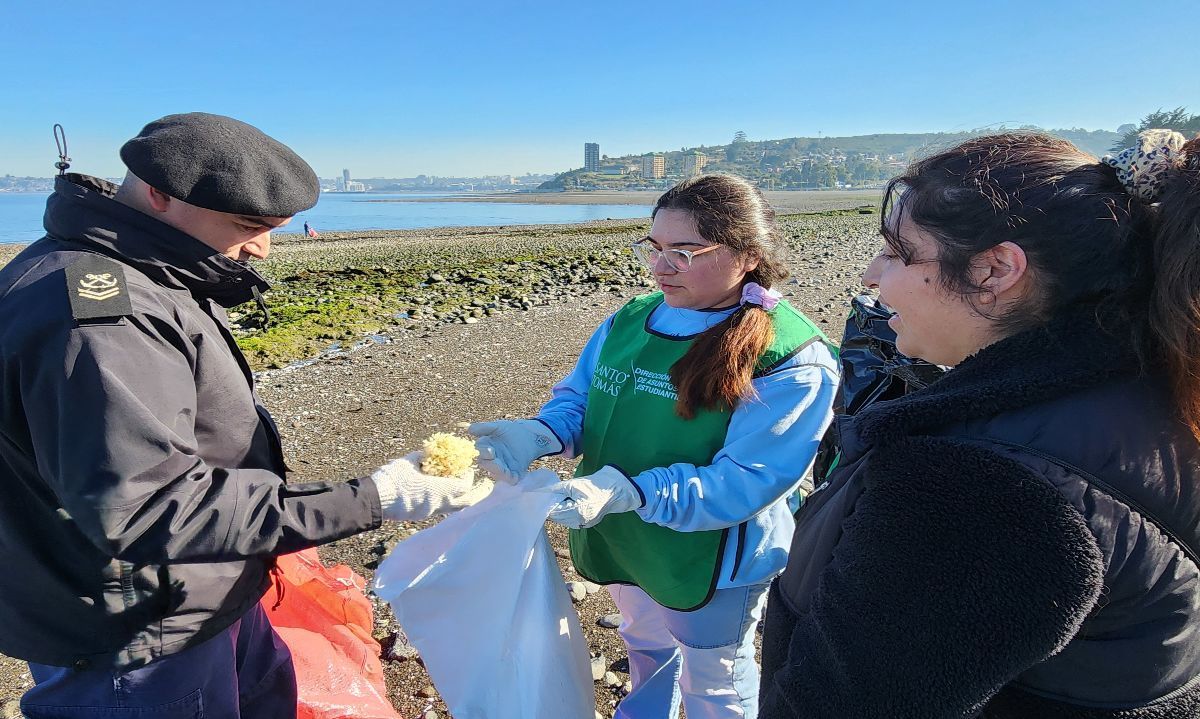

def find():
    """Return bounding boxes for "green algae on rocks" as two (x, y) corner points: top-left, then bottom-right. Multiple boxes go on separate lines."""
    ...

(233, 220), (652, 369)
(229, 210), (880, 371)
(0, 209), (882, 373)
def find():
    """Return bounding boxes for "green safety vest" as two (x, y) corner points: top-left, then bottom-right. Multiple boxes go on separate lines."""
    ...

(569, 292), (828, 610)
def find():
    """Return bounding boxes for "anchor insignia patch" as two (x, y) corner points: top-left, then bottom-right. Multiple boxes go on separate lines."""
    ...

(77, 273), (120, 301)
(66, 255), (134, 322)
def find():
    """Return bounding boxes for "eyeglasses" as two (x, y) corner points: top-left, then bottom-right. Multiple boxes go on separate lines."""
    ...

(631, 238), (721, 272)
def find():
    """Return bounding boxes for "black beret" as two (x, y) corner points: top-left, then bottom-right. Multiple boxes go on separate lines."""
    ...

(120, 112), (319, 217)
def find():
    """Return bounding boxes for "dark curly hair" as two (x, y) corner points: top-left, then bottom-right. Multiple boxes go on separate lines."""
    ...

(883, 131), (1200, 436)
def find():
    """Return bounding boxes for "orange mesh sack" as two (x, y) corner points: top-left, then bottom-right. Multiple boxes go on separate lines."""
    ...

(263, 548), (400, 719)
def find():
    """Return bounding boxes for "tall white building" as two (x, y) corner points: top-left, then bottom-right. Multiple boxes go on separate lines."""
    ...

(584, 143), (600, 172)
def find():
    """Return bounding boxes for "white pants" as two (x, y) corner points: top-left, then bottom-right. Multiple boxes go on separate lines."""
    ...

(609, 582), (770, 719)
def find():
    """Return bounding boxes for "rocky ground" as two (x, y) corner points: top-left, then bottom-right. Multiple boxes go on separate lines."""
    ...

(0, 206), (882, 719)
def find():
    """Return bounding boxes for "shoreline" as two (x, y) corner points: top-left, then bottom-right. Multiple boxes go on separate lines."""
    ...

(363, 188), (883, 213)
(0, 191), (882, 251)
(1, 211), (882, 372)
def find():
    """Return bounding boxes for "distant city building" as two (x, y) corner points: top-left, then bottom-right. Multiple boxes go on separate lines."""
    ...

(642, 154), (665, 180)
(682, 151), (708, 177)
(601, 166), (625, 176)
(584, 143), (600, 173)
(334, 169), (367, 192)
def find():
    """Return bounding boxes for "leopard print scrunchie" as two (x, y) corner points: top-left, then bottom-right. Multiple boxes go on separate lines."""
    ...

(1102, 128), (1188, 201)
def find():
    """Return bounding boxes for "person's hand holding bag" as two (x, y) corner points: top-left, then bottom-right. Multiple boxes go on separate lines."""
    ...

(546, 465), (643, 529)
(468, 419), (562, 484)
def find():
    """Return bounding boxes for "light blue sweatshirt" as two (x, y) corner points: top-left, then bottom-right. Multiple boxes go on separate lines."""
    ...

(537, 300), (839, 589)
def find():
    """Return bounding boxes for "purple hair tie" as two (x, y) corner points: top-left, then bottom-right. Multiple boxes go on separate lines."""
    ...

(740, 282), (781, 311)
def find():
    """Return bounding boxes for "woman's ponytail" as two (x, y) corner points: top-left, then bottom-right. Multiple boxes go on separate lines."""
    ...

(651, 175), (790, 419)
(672, 304), (775, 419)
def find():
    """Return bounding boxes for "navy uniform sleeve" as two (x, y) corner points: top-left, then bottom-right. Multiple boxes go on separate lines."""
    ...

(759, 436), (1105, 718)
(20, 273), (380, 565)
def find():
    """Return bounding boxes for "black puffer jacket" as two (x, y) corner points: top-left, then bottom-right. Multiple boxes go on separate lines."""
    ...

(0, 175), (382, 671)
(761, 309), (1200, 718)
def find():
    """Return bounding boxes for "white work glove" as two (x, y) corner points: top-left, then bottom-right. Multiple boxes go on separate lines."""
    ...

(371, 452), (492, 522)
(468, 419), (563, 484)
(546, 465), (643, 529)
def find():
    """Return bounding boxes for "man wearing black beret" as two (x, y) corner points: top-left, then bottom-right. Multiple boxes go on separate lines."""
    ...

(0, 113), (481, 717)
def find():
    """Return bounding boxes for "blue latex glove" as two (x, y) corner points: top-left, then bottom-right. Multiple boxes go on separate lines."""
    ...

(468, 419), (563, 484)
(546, 465), (643, 529)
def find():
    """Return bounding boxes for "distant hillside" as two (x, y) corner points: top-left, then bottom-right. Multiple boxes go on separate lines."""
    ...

(542, 126), (1121, 191)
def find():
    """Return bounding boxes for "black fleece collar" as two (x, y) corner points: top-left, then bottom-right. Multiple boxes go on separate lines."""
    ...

(845, 308), (1142, 454)
(42, 174), (271, 308)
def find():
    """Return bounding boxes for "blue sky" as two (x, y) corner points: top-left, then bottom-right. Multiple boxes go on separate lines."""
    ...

(3, 0), (1196, 178)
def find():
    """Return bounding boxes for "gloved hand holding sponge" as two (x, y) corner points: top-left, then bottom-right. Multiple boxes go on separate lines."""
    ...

(373, 433), (494, 522)
(369, 421), (643, 528)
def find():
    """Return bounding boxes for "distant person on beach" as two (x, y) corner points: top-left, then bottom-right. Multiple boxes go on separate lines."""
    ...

(303, 219), (319, 238)
(470, 174), (838, 719)
(0, 112), (479, 718)
(759, 131), (1200, 717)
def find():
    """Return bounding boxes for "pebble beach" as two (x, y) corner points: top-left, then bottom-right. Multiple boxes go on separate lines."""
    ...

(0, 193), (884, 719)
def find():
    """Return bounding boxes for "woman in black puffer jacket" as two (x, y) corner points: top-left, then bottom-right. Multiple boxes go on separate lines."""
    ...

(760, 130), (1200, 718)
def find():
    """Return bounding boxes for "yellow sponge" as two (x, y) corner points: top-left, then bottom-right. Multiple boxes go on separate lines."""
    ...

(421, 432), (479, 478)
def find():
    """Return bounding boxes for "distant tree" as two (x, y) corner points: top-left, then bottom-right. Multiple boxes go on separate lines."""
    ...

(1112, 107), (1200, 151)
(727, 135), (750, 164)
(823, 164), (838, 188)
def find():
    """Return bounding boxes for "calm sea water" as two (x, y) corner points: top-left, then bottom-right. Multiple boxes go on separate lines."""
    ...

(0, 192), (651, 244)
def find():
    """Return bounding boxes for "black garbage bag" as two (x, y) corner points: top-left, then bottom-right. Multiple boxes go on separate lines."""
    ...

(810, 294), (945, 484)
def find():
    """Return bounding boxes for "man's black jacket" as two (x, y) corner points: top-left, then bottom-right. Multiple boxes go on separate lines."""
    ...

(0, 175), (381, 670)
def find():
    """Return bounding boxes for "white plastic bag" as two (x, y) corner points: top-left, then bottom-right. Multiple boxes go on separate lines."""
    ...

(373, 471), (593, 719)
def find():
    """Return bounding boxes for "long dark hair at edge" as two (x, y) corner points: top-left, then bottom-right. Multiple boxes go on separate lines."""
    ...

(881, 132), (1200, 438)
(1152, 137), (1200, 438)
(655, 174), (789, 419)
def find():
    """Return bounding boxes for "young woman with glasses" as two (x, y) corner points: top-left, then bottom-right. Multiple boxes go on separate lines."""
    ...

(468, 173), (837, 719)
